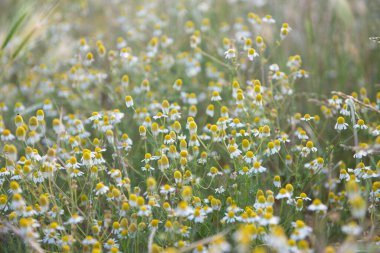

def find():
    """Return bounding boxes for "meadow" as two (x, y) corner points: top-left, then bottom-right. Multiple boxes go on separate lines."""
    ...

(0, 0), (379, 252)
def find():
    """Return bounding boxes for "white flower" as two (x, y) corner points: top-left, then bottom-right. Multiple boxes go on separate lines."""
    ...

(125, 96), (134, 108)
(215, 186), (225, 194)
(251, 161), (267, 174)
(137, 205), (152, 217)
(95, 182), (109, 195)
(276, 189), (291, 200)
(224, 48), (236, 59)
(222, 211), (238, 223)
(269, 64), (279, 72)
(66, 213), (84, 224)
(175, 201), (194, 217)
(160, 184), (175, 195)
(247, 48), (259, 61)
(262, 15), (275, 24)
(335, 117), (348, 131)
(342, 222), (362, 236)
(354, 119), (368, 130)
(307, 199), (327, 212)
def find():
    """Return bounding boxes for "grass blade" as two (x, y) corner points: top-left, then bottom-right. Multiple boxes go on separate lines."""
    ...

(1, 12), (27, 50)
(11, 28), (35, 60)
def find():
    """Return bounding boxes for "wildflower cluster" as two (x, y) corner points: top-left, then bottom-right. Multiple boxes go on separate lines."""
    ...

(0, 1), (379, 252)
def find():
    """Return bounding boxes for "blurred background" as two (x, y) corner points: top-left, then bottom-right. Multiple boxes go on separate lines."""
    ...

(0, 0), (379, 100)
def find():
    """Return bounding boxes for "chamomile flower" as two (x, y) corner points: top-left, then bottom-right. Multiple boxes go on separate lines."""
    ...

(252, 161), (267, 174)
(125, 96), (134, 108)
(66, 157), (81, 169)
(95, 182), (109, 195)
(224, 48), (236, 59)
(160, 184), (175, 195)
(307, 199), (327, 212)
(222, 211), (238, 223)
(243, 151), (256, 163)
(175, 201), (194, 217)
(300, 114), (314, 121)
(211, 91), (222, 101)
(353, 119), (368, 130)
(335, 117), (348, 131)
(247, 48), (259, 61)
(66, 213), (84, 224)
(1, 129), (15, 141)
(228, 145), (242, 158)
(276, 188), (291, 200)
(262, 15), (275, 24)
(341, 221), (362, 236)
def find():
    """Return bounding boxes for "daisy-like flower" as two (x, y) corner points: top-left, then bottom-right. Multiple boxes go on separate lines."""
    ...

(253, 195), (267, 209)
(228, 145), (242, 159)
(349, 195), (366, 218)
(211, 91), (222, 101)
(89, 111), (102, 121)
(291, 220), (313, 240)
(193, 244), (208, 253)
(353, 143), (370, 159)
(262, 14), (275, 24)
(307, 198), (327, 212)
(104, 238), (119, 250)
(66, 213), (84, 224)
(209, 236), (231, 253)
(300, 114), (314, 121)
(23, 205), (37, 217)
(340, 104), (350, 116)
(207, 167), (223, 177)
(70, 169), (84, 178)
(137, 205), (151, 217)
(272, 71), (286, 80)
(269, 64), (280, 72)
(280, 23), (292, 40)
(239, 166), (252, 176)
(160, 184), (175, 195)
(296, 193), (312, 202)
(295, 69), (309, 79)
(1, 129), (15, 141)
(296, 129), (309, 140)
(342, 221), (362, 236)
(224, 48), (236, 59)
(26, 131), (40, 145)
(82, 235), (97, 245)
(328, 95), (343, 106)
(243, 151), (256, 163)
(273, 175), (281, 188)
(175, 201), (194, 217)
(259, 212), (280, 226)
(339, 168), (350, 181)
(215, 186), (225, 194)
(222, 211), (238, 223)
(247, 48), (259, 61)
(275, 188), (291, 200)
(95, 182), (109, 195)
(9, 181), (22, 194)
(256, 35), (265, 48)
(265, 141), (278, 156)
(188, 207), (207, 223)
(335, 117), (348, 131)
(251, 161), (267, 174)
(301, 141), (317, 157)
(66, 157), (81, 169)
(353, 119), (368, 130)
(125, 96), (134, 108)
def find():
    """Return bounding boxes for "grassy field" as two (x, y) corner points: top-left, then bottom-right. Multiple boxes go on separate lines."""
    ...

(0, 0), (379, 252)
